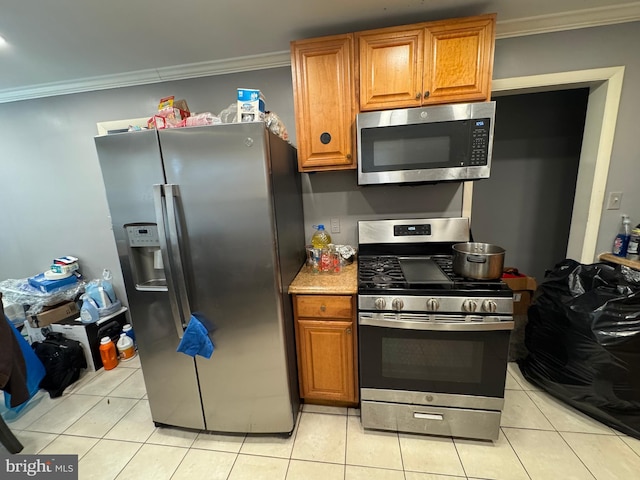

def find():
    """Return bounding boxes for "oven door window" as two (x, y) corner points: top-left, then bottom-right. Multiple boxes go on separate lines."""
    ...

(359, 324), (509, 398)
(359, 120), (470, 173)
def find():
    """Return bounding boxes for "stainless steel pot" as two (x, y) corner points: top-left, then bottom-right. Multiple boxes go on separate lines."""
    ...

(452, 242), (505, 280)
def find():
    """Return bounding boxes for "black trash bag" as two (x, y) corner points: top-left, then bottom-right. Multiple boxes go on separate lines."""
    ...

(32, 332), (87, 398)
(518, 258), (640, 438)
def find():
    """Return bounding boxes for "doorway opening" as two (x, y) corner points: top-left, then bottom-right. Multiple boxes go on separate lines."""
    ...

(471, 88), (588, 281)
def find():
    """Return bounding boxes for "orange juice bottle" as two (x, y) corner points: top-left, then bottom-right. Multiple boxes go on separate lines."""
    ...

(99, 336), (119, 370)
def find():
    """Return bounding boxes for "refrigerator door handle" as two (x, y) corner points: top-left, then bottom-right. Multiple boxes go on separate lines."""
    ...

(164, 184), (193, 334)
(153, 184), (187, 339)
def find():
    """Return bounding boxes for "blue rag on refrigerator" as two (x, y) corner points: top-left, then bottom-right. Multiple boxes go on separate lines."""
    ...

(176, 314), (214, 359)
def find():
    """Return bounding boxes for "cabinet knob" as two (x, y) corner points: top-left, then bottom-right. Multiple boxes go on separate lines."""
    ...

(346, 153), (352, 160)
(346, 328), (352, 335)
(320, 304), (326, 312)
(415, 92), (422, 99)
(424, 91), (430, 98)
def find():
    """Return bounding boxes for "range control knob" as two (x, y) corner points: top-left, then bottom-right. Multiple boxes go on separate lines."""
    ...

(462, 299), (478, 313)
(374, 298), (386, 310)
(482, 300), (498, 313)
(391, 298), (404, 311)
(426, 298), (440, 311)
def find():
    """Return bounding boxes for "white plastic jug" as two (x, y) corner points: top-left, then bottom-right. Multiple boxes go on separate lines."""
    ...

(116, 332), (136, 361)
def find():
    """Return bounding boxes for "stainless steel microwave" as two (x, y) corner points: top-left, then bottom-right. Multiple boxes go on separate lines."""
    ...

(357, 101), (496, 185)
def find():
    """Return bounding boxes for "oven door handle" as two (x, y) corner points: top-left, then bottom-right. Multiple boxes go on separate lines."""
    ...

(359, 314), (514, 331)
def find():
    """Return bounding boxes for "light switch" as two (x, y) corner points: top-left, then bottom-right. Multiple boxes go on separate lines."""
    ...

(330, 217), (340, 233)
(606, 191), (623, 210)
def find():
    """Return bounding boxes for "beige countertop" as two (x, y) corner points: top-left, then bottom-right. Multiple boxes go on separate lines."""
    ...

(288, 262), (357, 295)
(598, 252), (640, 270)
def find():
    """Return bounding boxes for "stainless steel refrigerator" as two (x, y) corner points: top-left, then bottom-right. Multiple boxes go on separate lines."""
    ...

(94, 123), (305, 434)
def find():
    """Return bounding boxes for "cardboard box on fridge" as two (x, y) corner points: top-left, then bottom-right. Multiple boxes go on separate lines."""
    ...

(237, 88), (265, 122)
(27, 301), (80, 328)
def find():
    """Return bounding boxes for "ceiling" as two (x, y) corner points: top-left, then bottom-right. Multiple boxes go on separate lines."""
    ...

(0, 0), (639, 102)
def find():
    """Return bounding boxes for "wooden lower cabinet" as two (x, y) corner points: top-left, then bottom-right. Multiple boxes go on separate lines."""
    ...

(293, 294), (358, 405)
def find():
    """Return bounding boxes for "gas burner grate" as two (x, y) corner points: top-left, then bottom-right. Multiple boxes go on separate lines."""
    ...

(358, 257), (403, 281)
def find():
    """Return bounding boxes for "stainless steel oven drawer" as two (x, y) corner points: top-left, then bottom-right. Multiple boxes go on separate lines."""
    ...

(361, 400), (501, 441)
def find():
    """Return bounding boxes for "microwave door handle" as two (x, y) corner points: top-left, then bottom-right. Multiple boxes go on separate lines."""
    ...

(164, 184), (193, 336)
(359, 314), (514, 332)
(153, 184), (185, 339)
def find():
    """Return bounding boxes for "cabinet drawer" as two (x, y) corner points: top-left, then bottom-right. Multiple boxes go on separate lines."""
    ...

(296, 295), (352, 319)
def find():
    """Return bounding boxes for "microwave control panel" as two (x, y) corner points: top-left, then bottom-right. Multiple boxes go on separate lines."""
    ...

(469, 119), (491, 166)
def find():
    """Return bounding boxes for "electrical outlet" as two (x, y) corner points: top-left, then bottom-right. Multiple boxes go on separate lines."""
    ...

(330, 217), (340, 234)
(606, 191), (623, 210)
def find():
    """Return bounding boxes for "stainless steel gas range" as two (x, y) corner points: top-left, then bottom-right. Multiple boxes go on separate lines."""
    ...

(357, 217), (514, 441)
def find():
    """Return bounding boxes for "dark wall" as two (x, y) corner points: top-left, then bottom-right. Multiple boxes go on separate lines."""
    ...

(471, 89), (589, 281)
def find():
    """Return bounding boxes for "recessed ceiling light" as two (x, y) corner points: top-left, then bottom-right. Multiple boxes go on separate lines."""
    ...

(0, 35), (7, 47)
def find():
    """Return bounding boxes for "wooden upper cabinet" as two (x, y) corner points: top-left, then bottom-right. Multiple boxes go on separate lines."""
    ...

(424, 15), (496, 105)
(358, 14), (496, 111)
(357, 28), (424, 110)
(290, 34), (357, 172)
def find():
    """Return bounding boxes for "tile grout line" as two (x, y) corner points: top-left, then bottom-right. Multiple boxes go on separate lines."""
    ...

(282, 408), (302, 480)
(451, 436), (468, 479)
(555, 431), (598, 480)
(500, 427), (533, 480)
(343, 412), (348, 480)
(520, 389), (556, 432)
(395, 430), (407, 480)
(69, 392), (139, 440)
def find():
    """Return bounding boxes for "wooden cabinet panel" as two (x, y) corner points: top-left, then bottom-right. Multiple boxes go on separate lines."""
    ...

(295, 295), (352, 319)
(357, 14), (496, 110)
(292, 294), (358, 405)
(357, 28), (424, 111)
(290, 34), (357, 172)
(297, 320), (355, 402)
(290, 14), (496, 172)
(423, 15), (495, 105)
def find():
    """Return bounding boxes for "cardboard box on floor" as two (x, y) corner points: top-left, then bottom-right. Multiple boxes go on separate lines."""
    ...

(502, 270), (537, 316)
(502, 269), (537, 362)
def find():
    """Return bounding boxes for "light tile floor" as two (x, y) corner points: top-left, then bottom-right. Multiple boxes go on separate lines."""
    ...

(3, 360), (640, 480)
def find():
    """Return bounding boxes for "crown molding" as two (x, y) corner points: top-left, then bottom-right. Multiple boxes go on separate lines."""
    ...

(496, 2), (640, 38)
(1, 3), (639, 104)
(0, 51), (291, 104)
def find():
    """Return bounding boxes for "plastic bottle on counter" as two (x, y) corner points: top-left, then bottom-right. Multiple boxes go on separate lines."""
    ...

(80, 294), (100, 324)
(122, 323), (136, 346)
(626, 225), (640, 261)
(99, 336), (119, 370)
(116, 333), (136, 361)
(311, 224), (332, 249)
(612, 214), (631, 257)
(101, 268), (117, 303)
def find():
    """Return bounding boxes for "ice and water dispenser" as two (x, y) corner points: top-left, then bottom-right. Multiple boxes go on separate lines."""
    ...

(125, 223), (167, 291)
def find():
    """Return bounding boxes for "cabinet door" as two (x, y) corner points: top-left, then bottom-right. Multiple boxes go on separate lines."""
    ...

(297, 319), (355, 403)
(357, 27), (424, 111)
(290, 34), (356, 172)
(423, 14), (496, 105)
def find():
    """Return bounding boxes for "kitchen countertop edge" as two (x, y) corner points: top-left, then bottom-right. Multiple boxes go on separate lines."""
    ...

(288, 263), (358, 295)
